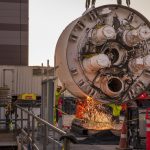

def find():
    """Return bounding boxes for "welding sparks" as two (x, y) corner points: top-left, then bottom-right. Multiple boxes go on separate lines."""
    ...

(76, 97), (113, 130)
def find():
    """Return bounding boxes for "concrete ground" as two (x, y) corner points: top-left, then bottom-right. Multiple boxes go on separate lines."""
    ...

(18, 126), (146, 150)
(35, 141), (118, 150)
(70, 144), (118, 150)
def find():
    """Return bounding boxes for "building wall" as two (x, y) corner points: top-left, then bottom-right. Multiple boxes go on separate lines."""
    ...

(0, 66), (54, 96)
(0, 0), (28, 65)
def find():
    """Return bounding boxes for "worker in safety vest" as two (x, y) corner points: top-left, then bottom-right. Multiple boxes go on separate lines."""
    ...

(107, 103), (122, 124)
(54, 85), (65, 126)
(5, 102), (13, 130)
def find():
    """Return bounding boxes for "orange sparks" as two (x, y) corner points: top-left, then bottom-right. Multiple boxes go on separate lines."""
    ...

(75, 97), (113, 130)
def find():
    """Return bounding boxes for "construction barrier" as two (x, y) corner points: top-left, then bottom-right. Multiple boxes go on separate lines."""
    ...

(116, 118), (132, 150)
(146, 108), (150, 150)
(117, 120), (128, 149)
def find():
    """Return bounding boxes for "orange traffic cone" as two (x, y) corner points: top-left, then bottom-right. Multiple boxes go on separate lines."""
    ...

(116, 121), (131, 150)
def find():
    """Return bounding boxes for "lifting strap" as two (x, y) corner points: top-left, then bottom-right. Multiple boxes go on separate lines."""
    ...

(117, 0), (131, 7)
(85, 0), (96, 9)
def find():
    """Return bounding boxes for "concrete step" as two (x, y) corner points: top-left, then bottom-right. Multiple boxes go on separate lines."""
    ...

(0, 130), (17, 148)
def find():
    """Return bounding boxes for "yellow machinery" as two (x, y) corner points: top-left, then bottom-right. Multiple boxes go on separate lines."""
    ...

(18, 93), (37, 101)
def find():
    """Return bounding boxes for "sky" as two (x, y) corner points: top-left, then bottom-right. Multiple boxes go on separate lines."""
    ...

(29, 0), (150, 67)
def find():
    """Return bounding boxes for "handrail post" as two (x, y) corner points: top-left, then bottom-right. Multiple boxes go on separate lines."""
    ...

(21, 109), (23, 129)
(21, 109), (23, 150)
(32, 117), (35, 150)
(14, 106), (17, 130)
(63, 138), (70, 150)
(28, 107), (31, 131)
(27, 107), (31, 149)
(43, 124), (48, 150)
(52, 131), (56, 150)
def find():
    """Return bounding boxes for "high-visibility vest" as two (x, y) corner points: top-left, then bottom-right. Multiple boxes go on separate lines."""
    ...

(55, 90), (61, 106)
(108, 103), (122, 117)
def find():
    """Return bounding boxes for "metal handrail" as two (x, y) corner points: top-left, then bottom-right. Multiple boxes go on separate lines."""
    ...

(16, 105), (66, 135)
(15, 104), (71, 150)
